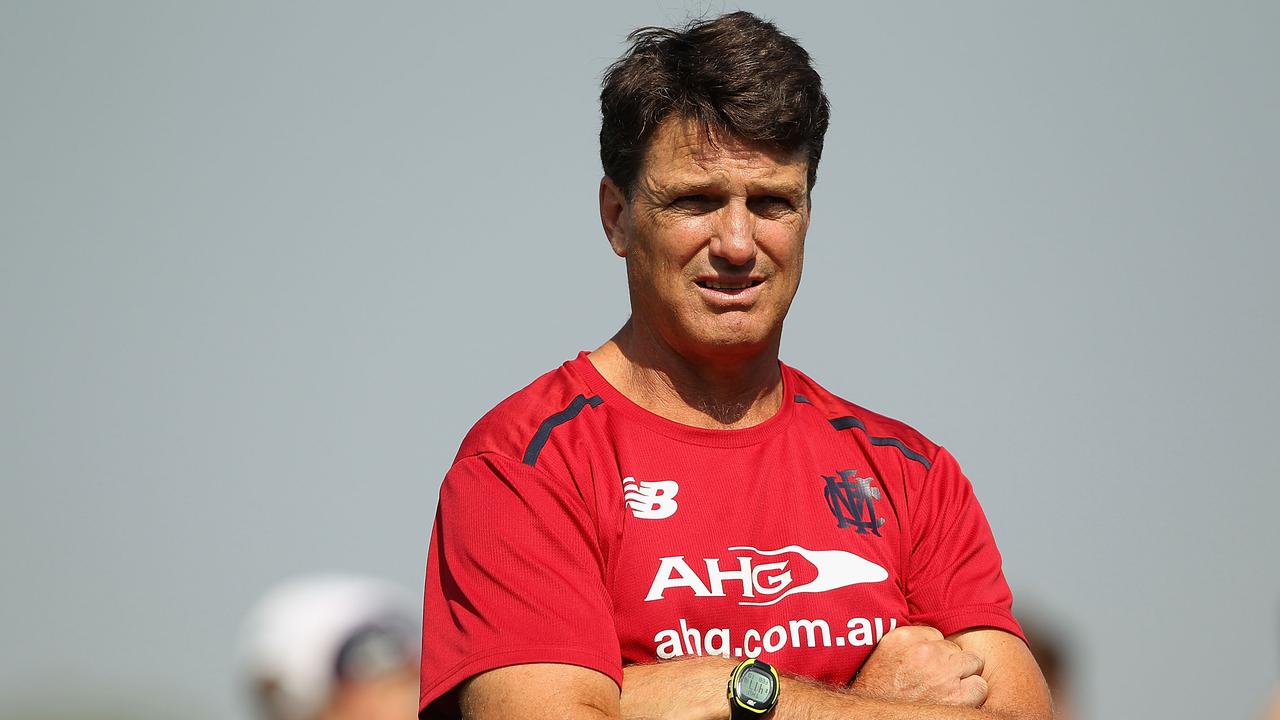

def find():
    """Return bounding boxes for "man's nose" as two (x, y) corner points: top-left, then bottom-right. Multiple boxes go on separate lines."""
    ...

(708, 201), (756, 266)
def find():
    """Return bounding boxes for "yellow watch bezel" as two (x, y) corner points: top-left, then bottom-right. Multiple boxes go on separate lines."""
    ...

(727, 658), (780, 717)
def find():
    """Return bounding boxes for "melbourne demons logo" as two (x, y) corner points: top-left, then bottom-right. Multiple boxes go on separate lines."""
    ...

(623, 476), (680, 520)
(823, 469), (885, 535)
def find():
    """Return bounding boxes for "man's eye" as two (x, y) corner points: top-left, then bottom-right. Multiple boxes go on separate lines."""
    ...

(749, 196), (794, 215)
(672, 195), (717, 210)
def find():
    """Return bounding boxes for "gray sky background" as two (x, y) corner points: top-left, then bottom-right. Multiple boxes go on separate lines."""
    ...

(3, 2), (1277, 719)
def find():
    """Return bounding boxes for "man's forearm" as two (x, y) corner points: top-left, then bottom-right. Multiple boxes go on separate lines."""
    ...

(622, 657), (1048, 720)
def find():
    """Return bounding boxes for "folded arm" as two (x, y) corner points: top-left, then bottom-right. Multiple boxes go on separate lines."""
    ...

(457, 627), (1050, 720)
(623, 627), (1049, 720)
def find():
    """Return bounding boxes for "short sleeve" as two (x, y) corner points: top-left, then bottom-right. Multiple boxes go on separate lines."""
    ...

(419, 453), (622, 718)
(905, 447), (1025, 641)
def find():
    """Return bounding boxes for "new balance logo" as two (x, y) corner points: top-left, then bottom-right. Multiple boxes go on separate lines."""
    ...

(623, 476), (679, 519)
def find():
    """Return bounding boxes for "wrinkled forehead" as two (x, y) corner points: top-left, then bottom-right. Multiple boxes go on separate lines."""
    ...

(637, 116), (809, 193)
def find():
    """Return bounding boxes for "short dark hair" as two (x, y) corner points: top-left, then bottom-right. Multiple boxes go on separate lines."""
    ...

(600, 11), (830, 196)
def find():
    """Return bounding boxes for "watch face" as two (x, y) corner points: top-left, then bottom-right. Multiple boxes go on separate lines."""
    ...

(740, 668), (774, 704)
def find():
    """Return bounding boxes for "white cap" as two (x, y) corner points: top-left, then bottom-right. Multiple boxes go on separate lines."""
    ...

(238, 575), (419, 720)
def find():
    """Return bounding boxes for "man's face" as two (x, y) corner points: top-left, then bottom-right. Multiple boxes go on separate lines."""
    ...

(601, 117), (811, 361)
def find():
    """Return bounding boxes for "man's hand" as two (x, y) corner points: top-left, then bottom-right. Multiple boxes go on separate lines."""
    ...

(851, 625), (989, 707)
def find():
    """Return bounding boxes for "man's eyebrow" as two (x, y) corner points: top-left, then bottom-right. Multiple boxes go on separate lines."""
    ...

(749, 180), (808, 199)
(659, 177), (806, 198)
(661, 177), (726, 196)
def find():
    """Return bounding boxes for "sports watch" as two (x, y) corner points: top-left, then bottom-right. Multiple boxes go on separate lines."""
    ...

(727, 658), (780, 720)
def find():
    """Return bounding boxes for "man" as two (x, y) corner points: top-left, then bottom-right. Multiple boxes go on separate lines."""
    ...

(421, 11), (1050, 720)
(240, 575), (420, 720)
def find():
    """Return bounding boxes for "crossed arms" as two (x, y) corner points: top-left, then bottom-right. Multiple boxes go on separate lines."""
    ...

(458, 625), (1051, 720)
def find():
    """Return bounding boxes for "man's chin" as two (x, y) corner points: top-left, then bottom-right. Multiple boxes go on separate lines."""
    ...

(677, 323), (779, 360)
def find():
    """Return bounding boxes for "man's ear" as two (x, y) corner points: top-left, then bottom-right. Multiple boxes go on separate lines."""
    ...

(599, 176), (630, 257)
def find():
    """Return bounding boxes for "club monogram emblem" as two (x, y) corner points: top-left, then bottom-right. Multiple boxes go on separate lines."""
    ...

(822, 469), (886, 535)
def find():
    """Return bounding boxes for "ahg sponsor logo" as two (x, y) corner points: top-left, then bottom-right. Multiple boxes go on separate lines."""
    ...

(645, 545), (888, 606)
(653, 616), (900, 660)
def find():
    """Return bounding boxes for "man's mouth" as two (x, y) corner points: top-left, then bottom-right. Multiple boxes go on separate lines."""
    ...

(695, 278), (764, 293)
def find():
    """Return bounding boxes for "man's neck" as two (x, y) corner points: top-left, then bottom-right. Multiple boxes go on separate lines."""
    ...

(588, 322), (784, 430)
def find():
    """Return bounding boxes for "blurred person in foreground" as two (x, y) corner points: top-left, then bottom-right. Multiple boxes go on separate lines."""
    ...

(421, 11), (1050, 720)
(241, 575), (419, 720)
